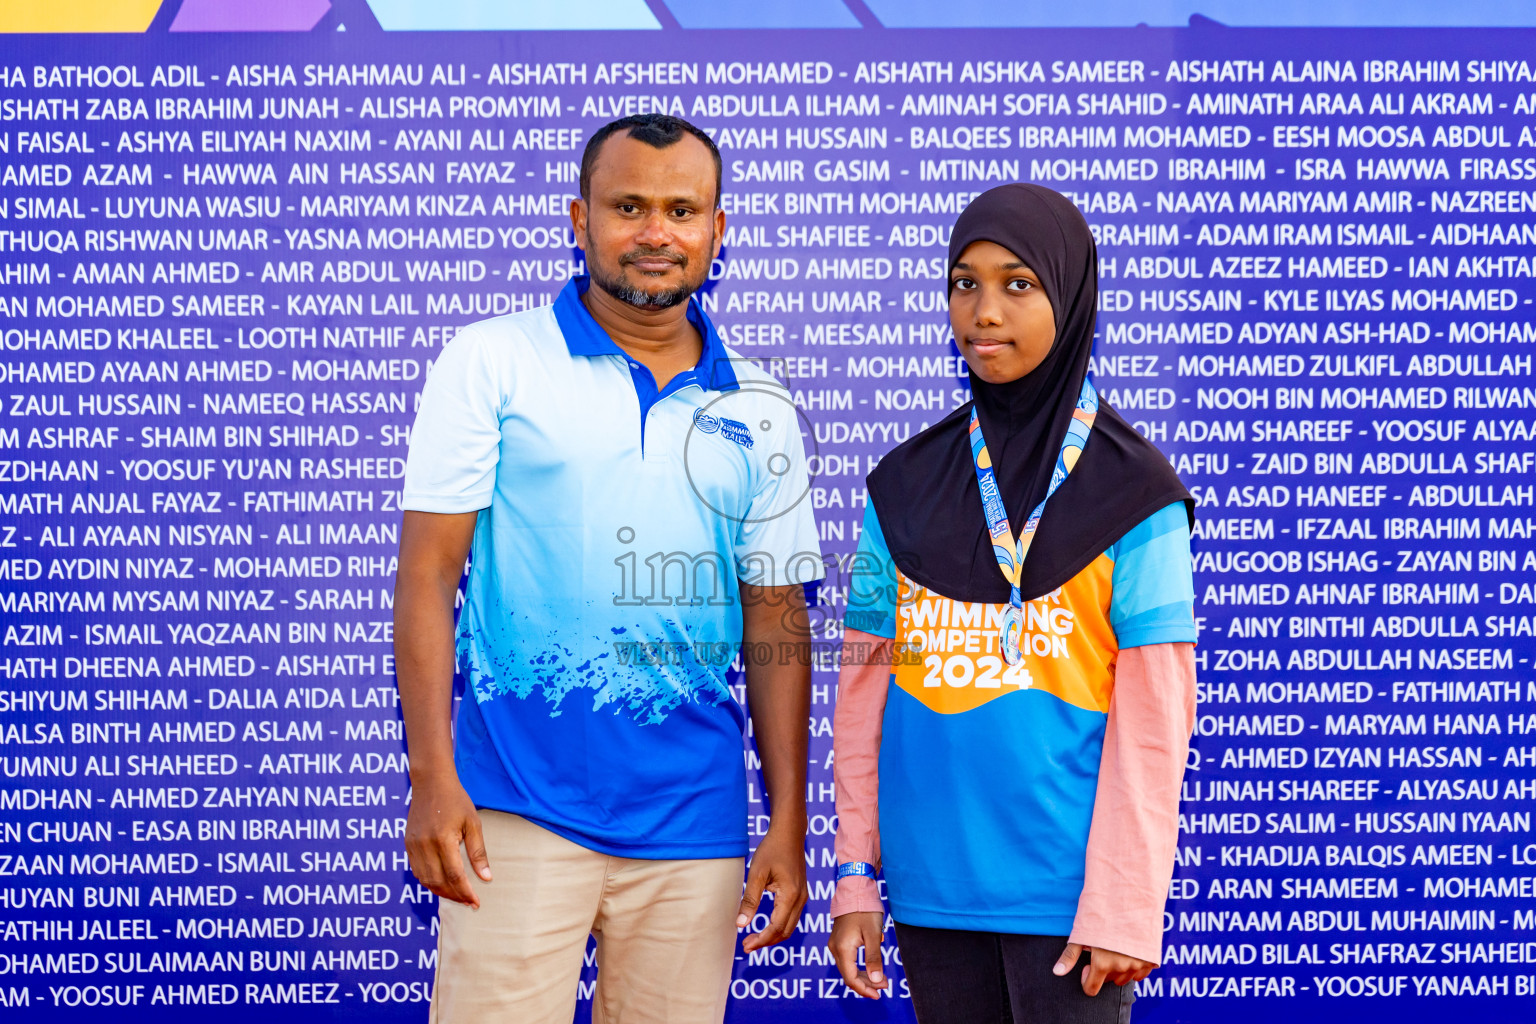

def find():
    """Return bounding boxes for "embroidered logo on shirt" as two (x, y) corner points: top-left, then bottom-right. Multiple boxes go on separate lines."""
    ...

(718, 417), (754, 449)
(693, 408), (721, 434)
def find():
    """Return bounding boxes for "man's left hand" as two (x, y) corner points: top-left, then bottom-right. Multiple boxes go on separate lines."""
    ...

(1053, 942), (1156, 996)
(737, 823), (807, 951)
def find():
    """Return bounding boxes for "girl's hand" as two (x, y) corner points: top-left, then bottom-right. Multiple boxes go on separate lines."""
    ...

(828, 912), (889, 998)
(1052, 942), (1156, 996)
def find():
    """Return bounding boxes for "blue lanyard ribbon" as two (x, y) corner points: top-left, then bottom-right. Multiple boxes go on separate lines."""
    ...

(969, 377), (1098, 659)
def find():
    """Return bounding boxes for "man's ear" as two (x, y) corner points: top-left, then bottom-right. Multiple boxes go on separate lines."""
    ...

(569, 196), (589, 248)
(712, 206), (726, 259)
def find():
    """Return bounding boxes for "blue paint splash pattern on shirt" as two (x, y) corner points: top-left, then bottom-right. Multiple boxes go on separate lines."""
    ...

(456, 604), (731, 727)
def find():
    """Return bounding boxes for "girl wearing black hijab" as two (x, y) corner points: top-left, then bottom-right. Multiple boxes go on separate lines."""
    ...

(827, 184), (1197, 1023)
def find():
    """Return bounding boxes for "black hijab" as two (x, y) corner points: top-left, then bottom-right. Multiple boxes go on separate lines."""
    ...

(866, 183), (1192, 604)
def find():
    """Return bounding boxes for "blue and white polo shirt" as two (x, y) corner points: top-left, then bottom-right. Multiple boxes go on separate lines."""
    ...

(402, 276), (823, 859)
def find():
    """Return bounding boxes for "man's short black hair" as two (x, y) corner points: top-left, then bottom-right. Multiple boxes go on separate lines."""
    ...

(579, 114), (723, 208)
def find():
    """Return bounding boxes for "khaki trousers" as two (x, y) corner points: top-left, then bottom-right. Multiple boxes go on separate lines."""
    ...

(430, 810), (744, 1024)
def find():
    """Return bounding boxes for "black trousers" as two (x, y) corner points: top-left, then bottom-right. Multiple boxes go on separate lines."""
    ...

(894, 923), (1136, 1024)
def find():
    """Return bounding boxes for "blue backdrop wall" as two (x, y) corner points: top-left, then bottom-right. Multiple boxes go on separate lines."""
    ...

(1, 3), (1535, 1022)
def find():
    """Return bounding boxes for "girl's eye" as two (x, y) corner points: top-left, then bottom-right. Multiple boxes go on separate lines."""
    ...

(951, 278), (975, 290)
(1008, 278), (1034, 291)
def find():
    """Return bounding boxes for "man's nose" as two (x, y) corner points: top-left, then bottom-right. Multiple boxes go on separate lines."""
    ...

(633, 210), (673, 248)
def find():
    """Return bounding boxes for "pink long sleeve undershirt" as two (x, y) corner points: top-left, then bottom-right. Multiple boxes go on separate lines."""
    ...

(829, 630), (895, 918)
(829, 631), (1197, 966)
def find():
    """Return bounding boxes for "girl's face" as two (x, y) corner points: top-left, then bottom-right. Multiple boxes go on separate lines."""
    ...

(948, 240), (1057, 385)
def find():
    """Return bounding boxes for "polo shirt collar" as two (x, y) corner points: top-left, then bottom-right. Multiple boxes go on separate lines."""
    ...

(553, 276), (739, 392)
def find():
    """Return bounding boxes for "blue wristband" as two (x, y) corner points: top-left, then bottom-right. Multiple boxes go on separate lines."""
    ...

(836, 861), (876, 881)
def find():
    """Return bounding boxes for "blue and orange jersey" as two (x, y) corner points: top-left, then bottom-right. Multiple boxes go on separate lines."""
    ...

(845, 499), (1195, 934)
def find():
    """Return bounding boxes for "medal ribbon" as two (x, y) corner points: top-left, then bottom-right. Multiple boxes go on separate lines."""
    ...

(969, 377), (1098, 656)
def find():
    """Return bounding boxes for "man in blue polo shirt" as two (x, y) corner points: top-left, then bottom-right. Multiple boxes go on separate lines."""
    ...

(395, 115), (822, 1024)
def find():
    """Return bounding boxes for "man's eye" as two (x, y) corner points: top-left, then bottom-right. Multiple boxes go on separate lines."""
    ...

(618, 204), (638, 214)
(670, 208), (692, 218)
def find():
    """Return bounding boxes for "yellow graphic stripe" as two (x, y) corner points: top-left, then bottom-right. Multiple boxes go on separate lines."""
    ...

(0, 1), (162, 32)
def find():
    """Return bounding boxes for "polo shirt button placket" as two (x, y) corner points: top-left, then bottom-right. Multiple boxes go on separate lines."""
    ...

(627, 359), (672, 464)
(643, 390), (681, 465)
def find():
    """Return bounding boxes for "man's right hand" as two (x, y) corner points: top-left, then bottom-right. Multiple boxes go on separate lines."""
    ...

(829, 911), (888, 999)
(404, 773), (492, 908)
(395, 511), (483, 907)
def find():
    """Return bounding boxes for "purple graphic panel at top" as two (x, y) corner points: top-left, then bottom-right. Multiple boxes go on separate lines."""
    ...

(662, 0), (860, 29)
(861, 0), (1536, 26)
(171, 0), (331, 31)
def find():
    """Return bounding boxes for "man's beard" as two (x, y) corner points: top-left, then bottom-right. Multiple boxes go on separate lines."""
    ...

(590, 244), (708, 311)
